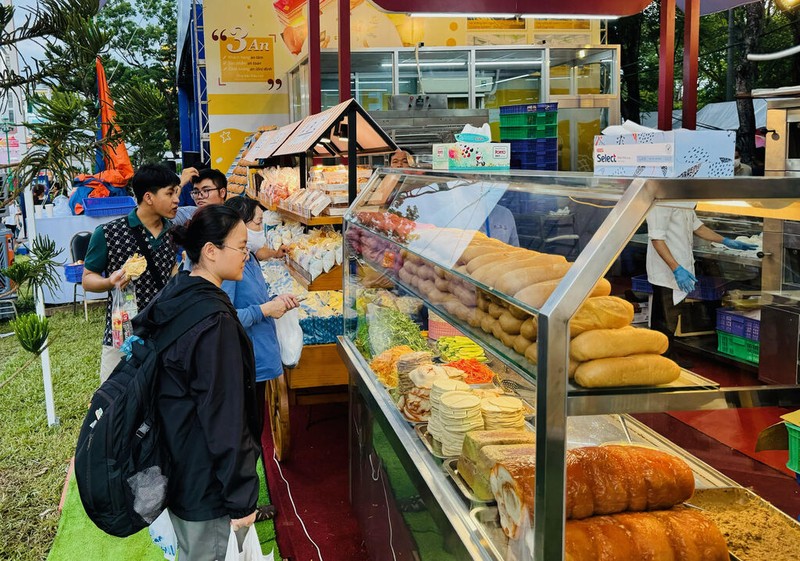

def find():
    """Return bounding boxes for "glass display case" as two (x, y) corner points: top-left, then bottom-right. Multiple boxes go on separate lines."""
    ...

(337, 168), (800, 560)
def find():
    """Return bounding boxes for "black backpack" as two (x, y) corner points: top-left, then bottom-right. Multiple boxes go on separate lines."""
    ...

(74, 300), (228, 537)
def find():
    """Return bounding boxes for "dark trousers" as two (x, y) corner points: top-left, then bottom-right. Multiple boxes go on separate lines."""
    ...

(651, 284), (681, 346)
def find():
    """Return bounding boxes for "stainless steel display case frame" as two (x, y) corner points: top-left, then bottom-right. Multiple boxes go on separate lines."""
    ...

(342, 169), (800, 560)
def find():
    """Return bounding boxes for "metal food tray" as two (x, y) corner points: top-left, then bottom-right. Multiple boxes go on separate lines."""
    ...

(444, 457), (495, 505)
(470, 505), (743, 561)
(414, 422), (450, 460)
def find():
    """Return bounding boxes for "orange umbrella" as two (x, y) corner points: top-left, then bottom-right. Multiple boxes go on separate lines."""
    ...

(96, 56), (133, 182)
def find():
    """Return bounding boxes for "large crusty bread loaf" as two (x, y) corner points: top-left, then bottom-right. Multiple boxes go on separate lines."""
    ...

(570, 296), (634, 337)
(566, 445), (695, 519)
(493, 263), (572, 297)
(514, 278), (612, 311)
(570, 326), (669, 362)
(524, 344), (579, 377)
(574, 354), (681, 387)
(465, 250), (525, 273)
(488, 254), (567, 290)
(565, 509), (729, 561)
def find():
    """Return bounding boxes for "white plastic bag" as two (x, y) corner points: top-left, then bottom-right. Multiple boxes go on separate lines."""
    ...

(225, 526), (274, 561)
(148, 509), (178, 561)
(275, 307), (303, 367)
(52, 195), (71, 217)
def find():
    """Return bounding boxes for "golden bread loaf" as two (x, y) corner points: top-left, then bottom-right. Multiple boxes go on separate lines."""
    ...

(574, 355), (681, 388)
(570, 326), (669, 362)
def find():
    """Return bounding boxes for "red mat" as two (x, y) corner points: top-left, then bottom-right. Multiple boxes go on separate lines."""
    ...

(261, 402), (370, 561)
(667, 407), (794, 477)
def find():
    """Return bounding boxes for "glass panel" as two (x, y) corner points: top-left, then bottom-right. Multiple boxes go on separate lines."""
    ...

(289, 62), (309, 120)
(320, 51), (340, 111)
(549, 48), (617, 97)
(557, 107), (610, 172)
(475, 49), (544, 110)
(397, 50), (470, 109)
(352, 52), (394, 111)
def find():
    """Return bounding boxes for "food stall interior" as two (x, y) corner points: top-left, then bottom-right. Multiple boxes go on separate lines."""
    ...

(337, 168), (800, 560)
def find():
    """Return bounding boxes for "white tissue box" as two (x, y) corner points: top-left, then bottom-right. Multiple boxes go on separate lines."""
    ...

(433, 142), (510, 170)
(593, 130), (735, 178)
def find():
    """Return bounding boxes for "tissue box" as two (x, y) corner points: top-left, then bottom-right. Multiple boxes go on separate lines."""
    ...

(433, 143), (510, 170)
(593, 130), (735, 178)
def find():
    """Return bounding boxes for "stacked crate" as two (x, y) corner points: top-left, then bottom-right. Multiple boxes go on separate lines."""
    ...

(499, 103), (558, 171)
(715, 308), (760, 364)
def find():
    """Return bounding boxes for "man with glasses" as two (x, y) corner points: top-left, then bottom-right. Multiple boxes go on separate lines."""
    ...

(174, 168), (287, 265)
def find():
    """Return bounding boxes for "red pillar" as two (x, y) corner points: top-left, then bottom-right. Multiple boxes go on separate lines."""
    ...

(338, 0), (351, 102)
(309, 0), (321, 114)
(658, 0), (676, 131)
(682, 0), (700, 130)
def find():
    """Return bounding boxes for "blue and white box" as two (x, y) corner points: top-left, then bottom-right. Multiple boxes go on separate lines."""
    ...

(593, 130), (735, 178)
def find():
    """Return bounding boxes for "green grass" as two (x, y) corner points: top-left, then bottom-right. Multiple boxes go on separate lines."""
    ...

(0, 307), (104, 561)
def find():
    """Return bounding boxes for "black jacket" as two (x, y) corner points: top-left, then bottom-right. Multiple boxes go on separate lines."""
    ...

(134, 272), (262, 521)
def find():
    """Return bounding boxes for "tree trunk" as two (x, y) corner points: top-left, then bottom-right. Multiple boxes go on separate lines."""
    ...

(610, 13), (643, 124)
(735, 3), (765, 165)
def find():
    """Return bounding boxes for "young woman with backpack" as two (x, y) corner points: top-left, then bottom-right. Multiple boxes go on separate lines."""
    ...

(135, 204), (261, 560)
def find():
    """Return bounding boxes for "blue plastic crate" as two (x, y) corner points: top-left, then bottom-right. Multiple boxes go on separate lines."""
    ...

(500, 123), (558, 140)
(514, 161), (558, 171)
(716, 308), (760, 341)
(500, 102), (558, 114)
(64, 263), (84, 283)
(631, 274), (727, 300)
(509, 138), (558, 154)
(511, 152), (558, 168)
(82, 196), (137, 217)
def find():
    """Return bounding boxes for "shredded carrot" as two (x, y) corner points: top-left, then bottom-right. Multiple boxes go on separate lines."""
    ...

(445, 358), (495, 384)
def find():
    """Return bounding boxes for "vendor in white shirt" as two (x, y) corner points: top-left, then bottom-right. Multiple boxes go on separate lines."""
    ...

(646, 203), (756, 339)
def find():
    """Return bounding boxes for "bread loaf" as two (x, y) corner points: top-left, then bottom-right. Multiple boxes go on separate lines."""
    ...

(512, 334), (534, 355)
(481, 254), (566, 288)
(565, 509), (729, 561)
(570, 326), (669, 362)
(514, 278), (612, 311)
(466, 251), (524, 274)
(520, 317), (537, 341)
(565, 445), (695, 519)
(524, 345), (579, 377)
(499, 311), (524, 335)
(574, 355), (681, 387)
(570, 296), (634, 337)
(490, 453), (536, 538)
(494, 263), (572, 297)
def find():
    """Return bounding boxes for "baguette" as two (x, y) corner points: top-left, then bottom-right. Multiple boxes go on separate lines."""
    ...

(514, 278), (612, 311)
(498, 311), (524, 335)
(466, 251), (523, 274)
(494, 255), (568, 293)
(512, 334), (534, 355)
(574, 354), (681, 388)
(524, 345), (579, 377)
(570, 296), (634, 337)
(476, 253), (565, 286)
(565, 509), (729, 561)
(520, 317), (538, 341)
(570, 326), (669, 362)
(495, 263), (572, 297)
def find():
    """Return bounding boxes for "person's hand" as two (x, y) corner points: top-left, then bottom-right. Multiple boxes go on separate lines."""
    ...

(673, 265), (697, 293)
(230, 511), (256, 531)
(276, 293), (300, 310)
(180, 167), (199, 186)
(108, 269), (130, 290)
(274, 245), (288, 259)
(722, 237), (758, 251)
(260, 299), (288, 318)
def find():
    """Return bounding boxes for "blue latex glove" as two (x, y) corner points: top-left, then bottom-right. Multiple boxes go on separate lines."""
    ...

(723, 237), (758, 251)
(673, 265), (698, 294)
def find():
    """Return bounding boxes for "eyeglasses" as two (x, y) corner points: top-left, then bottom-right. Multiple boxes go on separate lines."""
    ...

(221, 245), (250, 257)
(190, 187), (223, 199)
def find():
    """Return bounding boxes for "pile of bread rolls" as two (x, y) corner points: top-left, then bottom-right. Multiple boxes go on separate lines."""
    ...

(392, 230), (680, 388)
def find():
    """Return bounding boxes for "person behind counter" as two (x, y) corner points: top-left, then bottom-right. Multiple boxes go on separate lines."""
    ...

(734, 149), (752, 176)
(390, 148), (415, 168)
(139, 205), (261, 560)
(646, 203), (757, 343)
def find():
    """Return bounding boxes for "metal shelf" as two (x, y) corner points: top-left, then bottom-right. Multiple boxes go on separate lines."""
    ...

(277, 206), (343, 226)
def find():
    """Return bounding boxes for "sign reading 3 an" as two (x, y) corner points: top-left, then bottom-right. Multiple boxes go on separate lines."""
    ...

(212, 27), (278, 84)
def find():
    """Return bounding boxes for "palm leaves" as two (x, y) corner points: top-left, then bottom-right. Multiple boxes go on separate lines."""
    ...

(0, 235), (63, 297)
(11, 314), (49, 354)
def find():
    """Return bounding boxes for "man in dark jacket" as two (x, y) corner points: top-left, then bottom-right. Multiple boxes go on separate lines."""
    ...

(134, 271), (262, 559)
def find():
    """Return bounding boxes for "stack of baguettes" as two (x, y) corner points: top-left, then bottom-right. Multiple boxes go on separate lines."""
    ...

(486, 444), (729, 560)
(398, 228), (682, 389)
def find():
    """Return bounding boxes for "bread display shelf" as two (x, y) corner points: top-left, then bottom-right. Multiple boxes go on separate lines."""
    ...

(359, 253), (720, 416)
(286, 258), (342, 291)
(276, 206), (343, 226)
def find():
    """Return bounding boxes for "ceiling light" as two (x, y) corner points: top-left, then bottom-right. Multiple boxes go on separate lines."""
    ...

(382, 61), (466, 68)
(475, 60), (541, 67)
(521, 14), (619, 20)
(409, 13), (516, 18)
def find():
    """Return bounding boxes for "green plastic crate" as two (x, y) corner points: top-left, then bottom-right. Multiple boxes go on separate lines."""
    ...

(499, 112), (558, 127)
(716, 330), (759, 364)
(787, 423), (800, 473)
(499, 123), (558, 140)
